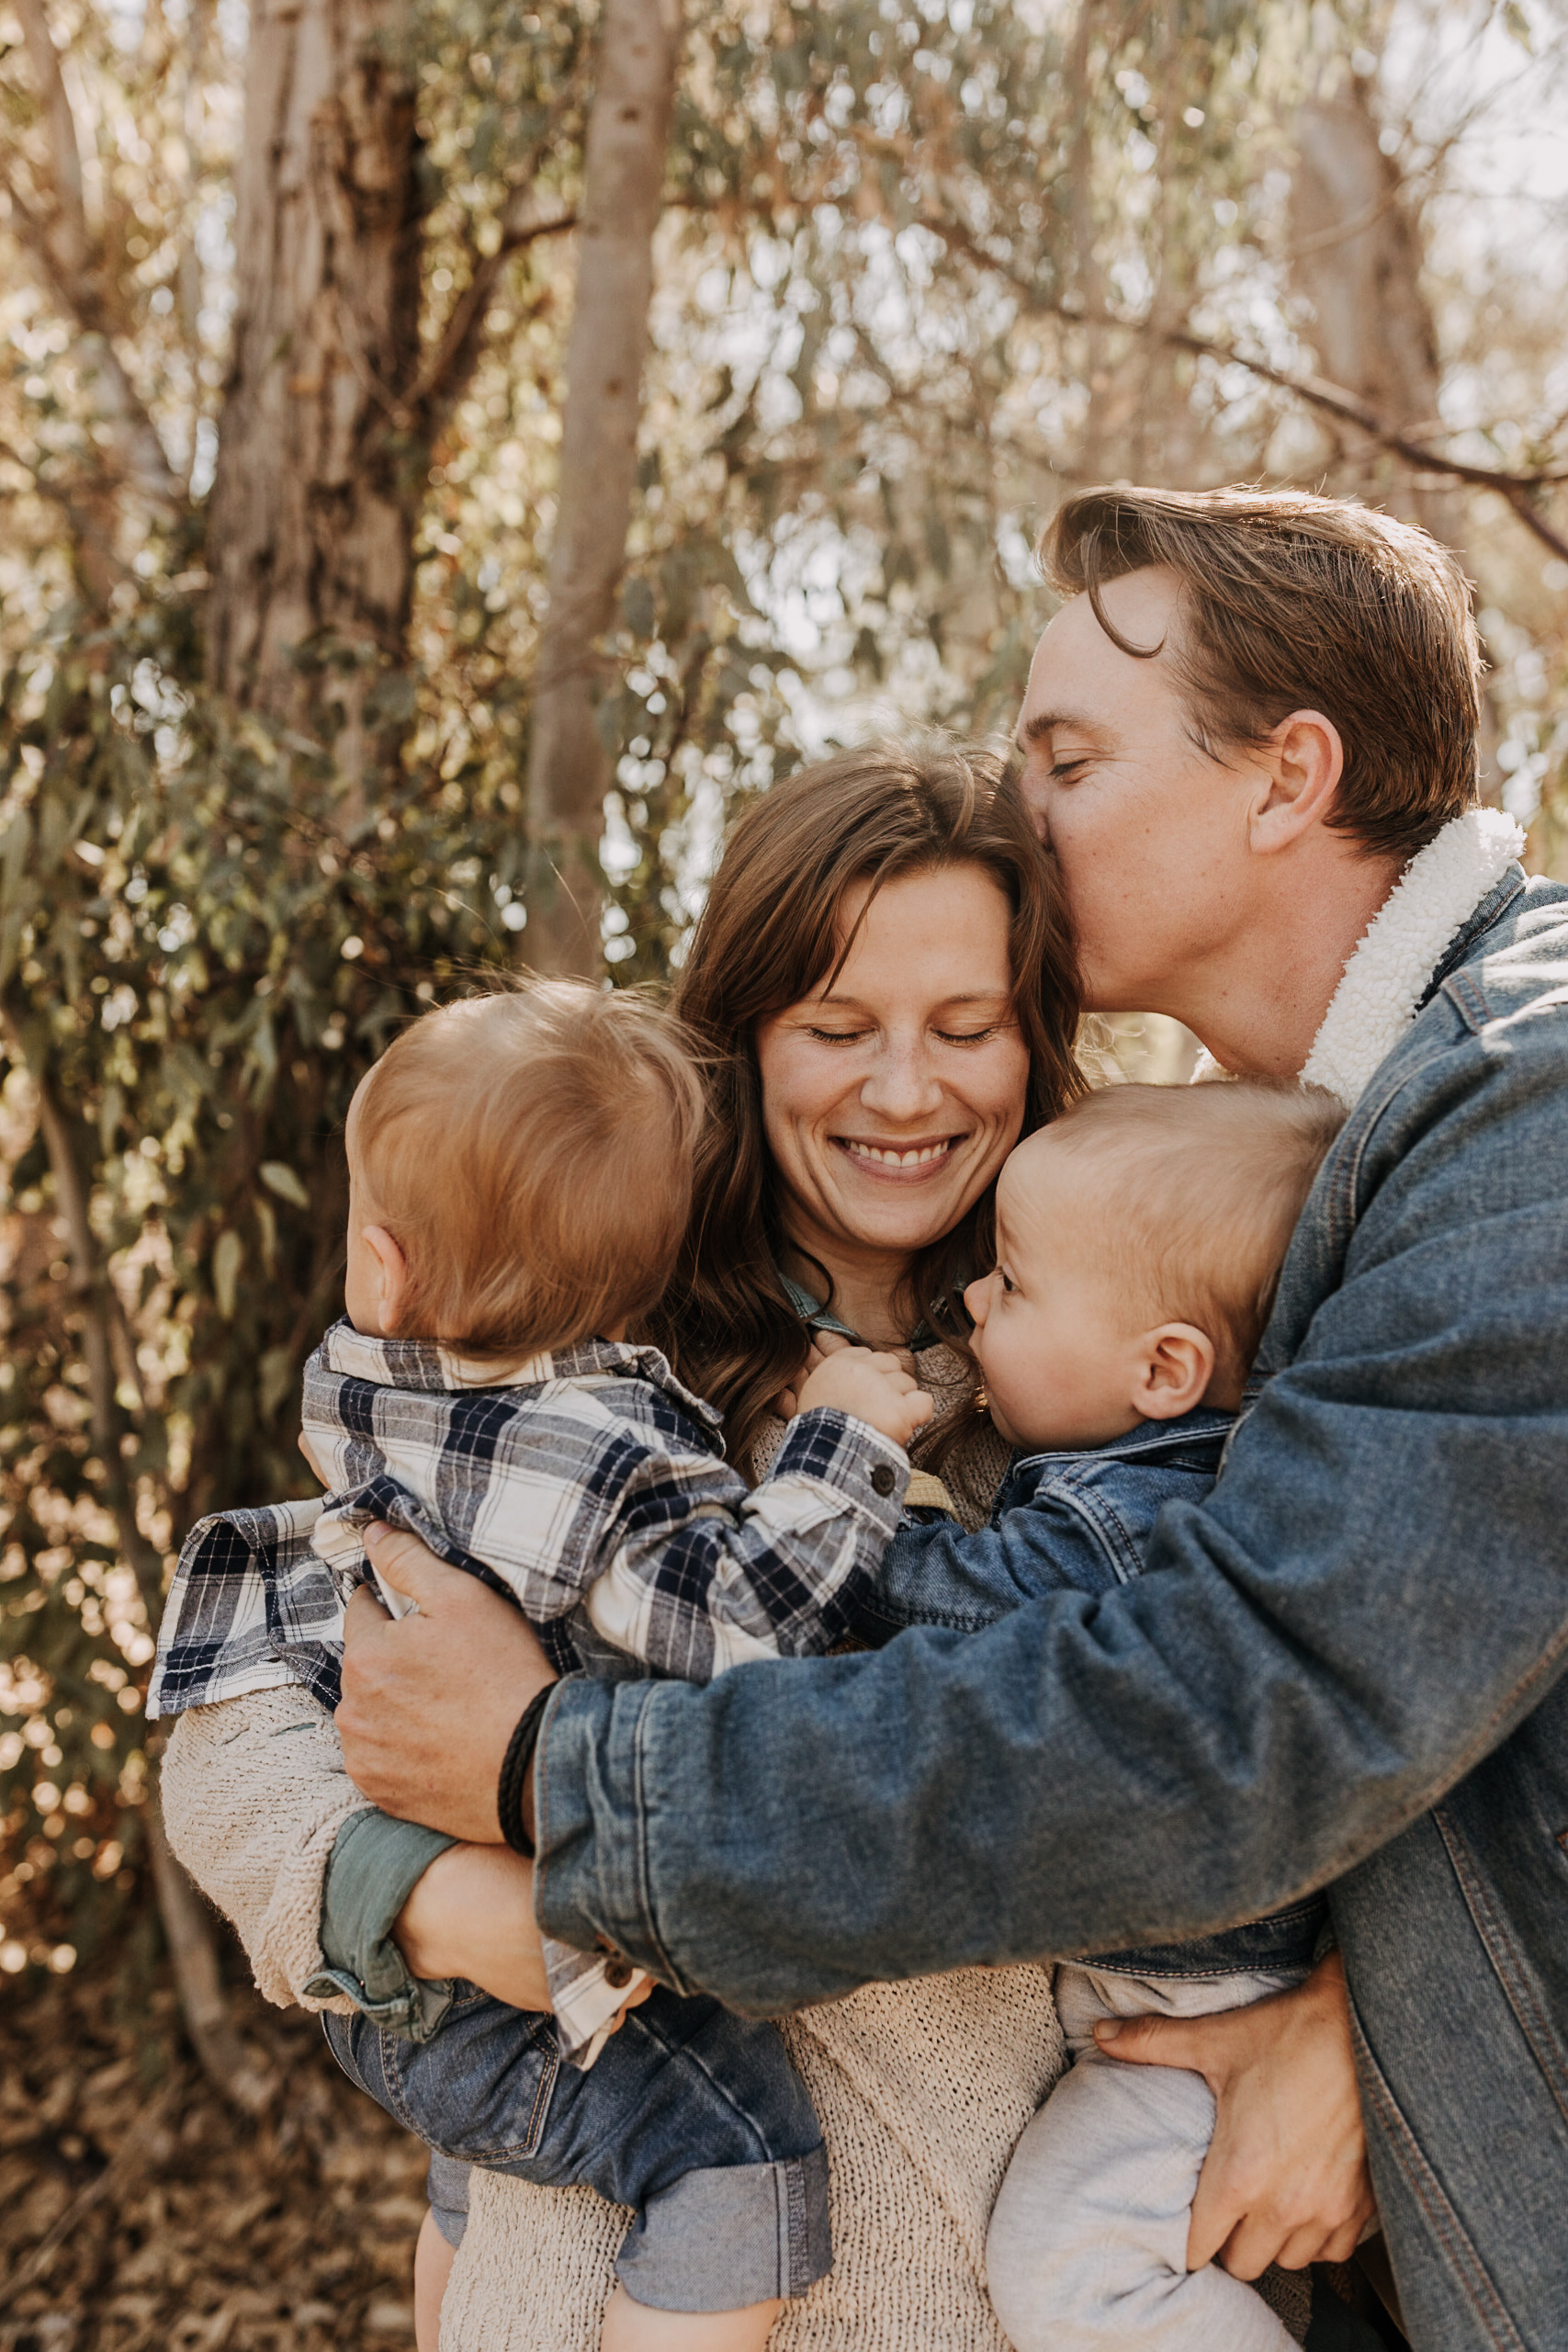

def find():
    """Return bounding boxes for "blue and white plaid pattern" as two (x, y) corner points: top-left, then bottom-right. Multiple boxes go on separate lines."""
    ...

(150, 1323), (908, 2060)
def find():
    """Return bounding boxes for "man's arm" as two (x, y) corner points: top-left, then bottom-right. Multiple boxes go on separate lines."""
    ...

(532, 1010), (1568, 2007)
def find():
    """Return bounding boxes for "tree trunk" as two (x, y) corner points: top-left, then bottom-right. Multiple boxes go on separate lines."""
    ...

(1290, 75), (1495, 786)
(524, 0), (683, 978)
(1290, 80), (1459, 548)
(204, 0), (426, 811)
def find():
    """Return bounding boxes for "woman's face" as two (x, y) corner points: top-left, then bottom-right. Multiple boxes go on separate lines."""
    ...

(755, 863), (1032, 1272)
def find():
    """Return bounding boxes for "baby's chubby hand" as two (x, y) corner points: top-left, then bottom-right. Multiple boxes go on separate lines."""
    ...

(795, 1346), (933, 1452)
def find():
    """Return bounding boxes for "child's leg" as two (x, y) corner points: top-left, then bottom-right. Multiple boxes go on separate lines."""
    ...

(985, 1967), (1299, 2352)
(601, 2284), (781, 2352)
(413, 2154), (469, 2352)
(324, 1986), (828, 2328)
(413, 2208), (456, 2352)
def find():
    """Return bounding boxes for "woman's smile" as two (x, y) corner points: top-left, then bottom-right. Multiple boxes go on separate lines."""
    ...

(835, 1133), (965, 1176)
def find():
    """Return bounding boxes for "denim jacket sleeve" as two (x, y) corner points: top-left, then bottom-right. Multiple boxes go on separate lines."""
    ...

(532, 908), (1568, 2011)
(852, 1486), (1127, 1644)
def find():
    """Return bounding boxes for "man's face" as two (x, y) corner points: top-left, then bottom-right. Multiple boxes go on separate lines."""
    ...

(1016, 567), (1258, 1015)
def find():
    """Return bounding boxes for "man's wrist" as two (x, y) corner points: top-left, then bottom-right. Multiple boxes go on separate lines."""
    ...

(497, 1682), (556, 1855)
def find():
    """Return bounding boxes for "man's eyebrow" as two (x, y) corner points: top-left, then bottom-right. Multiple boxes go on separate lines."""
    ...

(1017, 708), (1104, 746)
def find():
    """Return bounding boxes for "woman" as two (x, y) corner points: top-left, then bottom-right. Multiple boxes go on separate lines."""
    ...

(164, 739), (1085, 2350)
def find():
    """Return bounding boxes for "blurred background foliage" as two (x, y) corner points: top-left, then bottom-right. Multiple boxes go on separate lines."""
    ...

(2, 0), (1567, 2001)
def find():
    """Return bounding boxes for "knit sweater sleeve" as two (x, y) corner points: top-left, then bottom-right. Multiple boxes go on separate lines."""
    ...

(158, 1684), (367, 2013)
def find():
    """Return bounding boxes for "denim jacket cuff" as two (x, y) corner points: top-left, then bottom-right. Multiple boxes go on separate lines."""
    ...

(534, 1675), (676, 1981)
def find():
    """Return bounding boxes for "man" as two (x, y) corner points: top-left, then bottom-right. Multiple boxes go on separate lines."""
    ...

(341, 487), (1568, 2350)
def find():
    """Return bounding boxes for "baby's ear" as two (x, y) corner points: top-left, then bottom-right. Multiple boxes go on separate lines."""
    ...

(1131, 1323), (1214, 1421)
(361, 1225), (410, 1334)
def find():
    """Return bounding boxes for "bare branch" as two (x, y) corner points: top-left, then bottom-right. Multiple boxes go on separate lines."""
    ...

(403, 206), (578, 425)
(917, 214), (1568, 563)
(1165, 331), (1568, 561)
(4, 13), (183, 511)
(14, 0), (87, 278)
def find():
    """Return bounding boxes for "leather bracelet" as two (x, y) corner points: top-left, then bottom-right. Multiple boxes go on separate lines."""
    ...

(497, 1685), (554, 1858)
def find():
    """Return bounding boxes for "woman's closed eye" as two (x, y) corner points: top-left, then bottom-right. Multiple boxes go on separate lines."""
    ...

(807, 1024), (874, 1046)
(934, 1025), (1000, 1046)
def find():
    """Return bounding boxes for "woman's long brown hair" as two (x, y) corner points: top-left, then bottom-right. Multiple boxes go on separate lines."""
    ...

(649, 737), (1084, 1466)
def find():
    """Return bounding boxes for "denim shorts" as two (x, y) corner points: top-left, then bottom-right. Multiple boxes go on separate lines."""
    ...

(323, 1983), (829, 2312)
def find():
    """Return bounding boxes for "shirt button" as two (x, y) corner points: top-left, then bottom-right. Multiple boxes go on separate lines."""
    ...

(871, 1464), (897, 1497)
(604, 1958), (634, 1989)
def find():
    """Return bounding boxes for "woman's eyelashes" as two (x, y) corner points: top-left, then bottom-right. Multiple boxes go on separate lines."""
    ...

(804, 1023), (1000, 1048)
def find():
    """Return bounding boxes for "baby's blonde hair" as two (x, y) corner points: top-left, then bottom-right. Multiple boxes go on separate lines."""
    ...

(352, 980), (705, 1360)
(1037, 1080), (1346, 1389)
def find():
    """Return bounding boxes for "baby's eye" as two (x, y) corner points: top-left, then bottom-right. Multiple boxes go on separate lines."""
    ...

(998, 1269), (1016, 1295)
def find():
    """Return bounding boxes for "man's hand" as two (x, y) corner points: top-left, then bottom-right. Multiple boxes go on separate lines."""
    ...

(1093, 1951), (1376, 2277)
(394, 1841), (552, 2010)
(337, 1523), (556, 1843)
(795, 1346), (933, 1451)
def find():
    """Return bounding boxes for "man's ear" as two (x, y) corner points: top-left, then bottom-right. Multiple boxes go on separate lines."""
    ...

(361, 1225), (410, 1334)
(1247, 710), (1345, 854)
(1130, 1323), (1215, 1421)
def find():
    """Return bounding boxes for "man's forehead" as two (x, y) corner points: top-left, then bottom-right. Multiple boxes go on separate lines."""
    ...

(1021, 567), (1185, 728)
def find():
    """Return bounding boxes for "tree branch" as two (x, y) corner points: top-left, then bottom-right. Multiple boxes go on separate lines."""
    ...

(1164, 330), (1568, 561)
(917, 213), (1568, 563)
(402, 204), (578, 426)
(4, 15), (183, 511)
(14, 0), (87, 278)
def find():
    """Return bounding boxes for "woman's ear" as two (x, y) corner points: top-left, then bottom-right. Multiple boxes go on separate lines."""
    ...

(361, 1224), (410, 1334)
(1131, 1323), (1215, 1421)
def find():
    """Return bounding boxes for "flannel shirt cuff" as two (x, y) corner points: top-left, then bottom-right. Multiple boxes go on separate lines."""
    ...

(769, 1406), (911, 1538)
(308, 1807), (458, 2043)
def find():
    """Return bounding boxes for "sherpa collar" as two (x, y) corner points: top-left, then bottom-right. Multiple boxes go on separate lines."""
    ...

(1299, 808), (1525, 1110)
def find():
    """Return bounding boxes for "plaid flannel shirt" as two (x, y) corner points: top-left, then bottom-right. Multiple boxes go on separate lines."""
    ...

(150, 1323), (909, 2061)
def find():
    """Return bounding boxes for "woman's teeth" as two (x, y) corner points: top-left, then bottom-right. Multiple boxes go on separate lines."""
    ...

(843, 1139), (953, 1168)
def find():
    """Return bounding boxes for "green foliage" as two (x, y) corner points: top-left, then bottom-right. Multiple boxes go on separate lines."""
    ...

(0, 598), (539, 1961)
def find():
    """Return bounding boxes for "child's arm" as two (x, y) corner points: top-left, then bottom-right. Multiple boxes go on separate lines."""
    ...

(849, 1489), (1132, 1645)
(580, 1401), (919, 1683)
(390, 1843), (553, 2011)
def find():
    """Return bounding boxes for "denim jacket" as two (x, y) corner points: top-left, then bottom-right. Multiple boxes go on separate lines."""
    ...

(858, 1410), (1325, 1980)
(536, 869), (1568, 2349)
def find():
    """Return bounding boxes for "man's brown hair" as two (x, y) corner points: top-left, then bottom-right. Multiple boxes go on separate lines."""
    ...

(1040, 485), (1483, 860)
(352, 981), (705, 1361)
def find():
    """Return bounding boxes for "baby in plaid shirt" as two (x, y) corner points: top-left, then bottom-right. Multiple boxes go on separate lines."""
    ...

(150, 982), (931, 2352)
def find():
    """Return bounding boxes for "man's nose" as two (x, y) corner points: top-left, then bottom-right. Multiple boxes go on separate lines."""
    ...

(1016, 760), (1052, 847)
(860, 1038), (946, 1121)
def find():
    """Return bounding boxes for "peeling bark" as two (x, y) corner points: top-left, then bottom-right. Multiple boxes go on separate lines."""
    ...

(204, 0), (426, 808)
(524, 0), (682, 977)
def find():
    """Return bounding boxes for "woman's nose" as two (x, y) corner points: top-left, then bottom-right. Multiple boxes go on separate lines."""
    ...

(859, 1039), (946, 1122)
